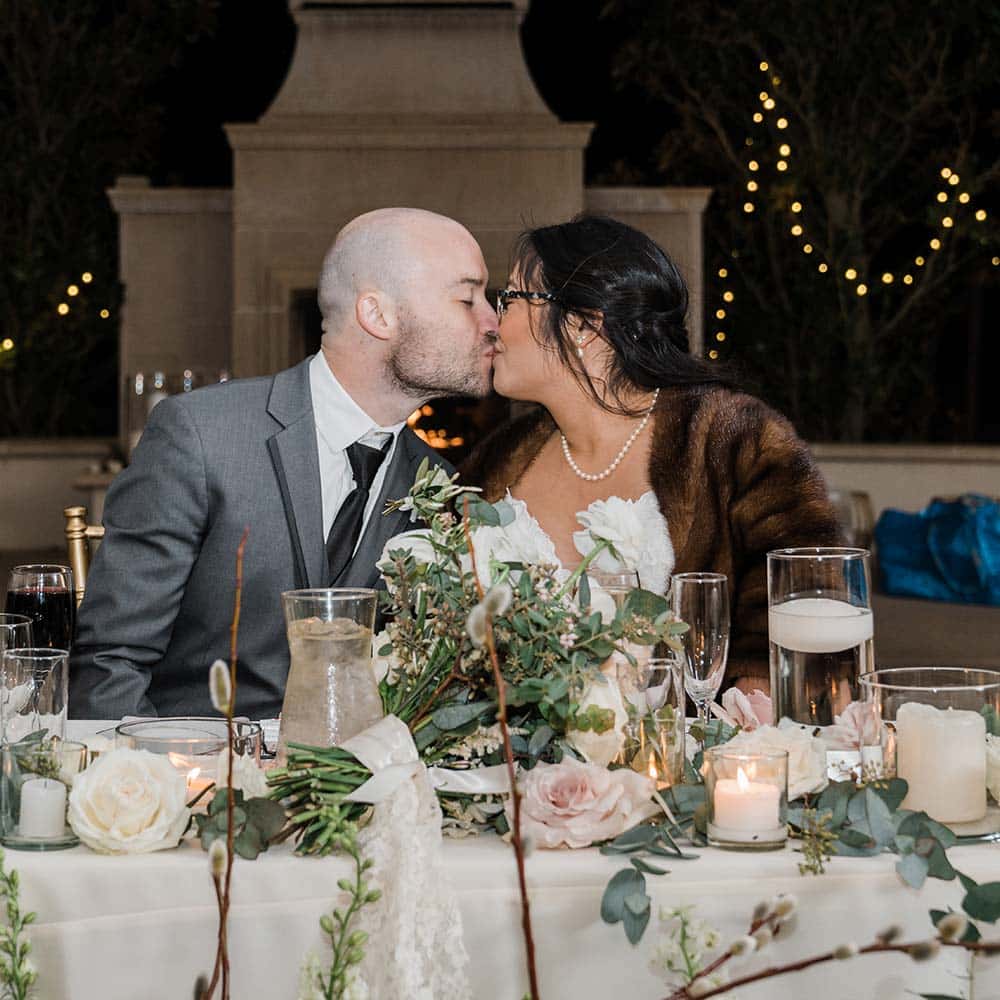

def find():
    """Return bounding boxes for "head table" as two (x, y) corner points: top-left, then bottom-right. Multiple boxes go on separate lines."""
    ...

(14, 723), (993, 1000)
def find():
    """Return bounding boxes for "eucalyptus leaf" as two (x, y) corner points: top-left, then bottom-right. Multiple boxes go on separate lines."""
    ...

(872, 777), (908, 813)
(600, 867), (644, 924)
(896, 852), (929, 889)
(961, 881), (1000, 923)
(622, 588), (668, 620)
(577, 574), (591, 610)
(622, 903), (651, 945)
(623, 891), (651, 917)
(528, 725), (553, 759)
(431, 701), (492, 731)
(630, 857), (670, 876)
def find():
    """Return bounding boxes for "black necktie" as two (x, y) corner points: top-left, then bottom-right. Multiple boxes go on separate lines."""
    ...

(326, 438), (392, 585)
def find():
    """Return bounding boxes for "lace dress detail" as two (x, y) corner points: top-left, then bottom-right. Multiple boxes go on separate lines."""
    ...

(350, 770), (472, 999)
(504, 489), (674, 594)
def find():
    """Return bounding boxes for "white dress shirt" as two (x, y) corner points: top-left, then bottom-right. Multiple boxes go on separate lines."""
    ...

(309, 353), (405, 549)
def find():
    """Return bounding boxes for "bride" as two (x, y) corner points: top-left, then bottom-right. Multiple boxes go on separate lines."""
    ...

(461, 214), (841, 691)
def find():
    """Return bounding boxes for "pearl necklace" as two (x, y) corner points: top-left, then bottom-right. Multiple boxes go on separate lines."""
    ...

(560, 388), (660, 482)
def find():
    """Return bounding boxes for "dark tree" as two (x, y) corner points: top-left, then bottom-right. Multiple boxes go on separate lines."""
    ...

(603, 0), (999, 441)
(0, 0), (218, 436)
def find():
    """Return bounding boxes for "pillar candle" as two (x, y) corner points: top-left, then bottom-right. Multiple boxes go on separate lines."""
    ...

(19, 778), (67, 838)
(896, 702), (986, 823)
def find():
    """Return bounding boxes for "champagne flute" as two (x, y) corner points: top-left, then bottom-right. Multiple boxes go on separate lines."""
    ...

(671, 572), (730, 731)
(5, 565), (75, 651)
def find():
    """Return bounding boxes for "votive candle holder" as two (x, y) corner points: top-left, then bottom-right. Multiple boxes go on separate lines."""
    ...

(704, 747), (788, 850)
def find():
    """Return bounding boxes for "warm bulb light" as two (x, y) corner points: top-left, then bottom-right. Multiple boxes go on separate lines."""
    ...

(940, 167), (952, 179)
(976, 209), (987, 221)
(845, 268), (857, 280)
(716, 332), (726, 342)
(959, 192), (970, 204)
(743, 202), (755, 213)
(709, 349), (719, 360)
(779, 144), (790, 156)
(1, 338), (13, 351)
(776, 117), (788, 129)
(759, 91), (769, 102)
(930, 238), (941, 250)
(763, 98), (776, 110)
(993, 257), (1000, 267)
(81, 272), (93, 283)
(723, 291), (734, 302)
(915, 256), (925, 266)
(942, 216), (953, 228)
(759, 61), (769, 71)
(803, 244), (813, 253)
(776, 160), (788, 172)
(936, 192), (948, 203)
(791, 201), (802, 213)
(747, 180), (758, 192)
(718, 267), (728, 278)
(790, 224), (803, 236)
(99, 308), (110, 319)
(716, 308), (726, 319)
(856, 284), (868, 296)
(818, 262), (828, 273)
(753, 112), (763, 123)
(748, 160), (759, 171)
(772, 75), (781, 86)
(57, 303), (69, 315)
(948, 174), (960, 186)
(903, 274), (913, 285)
(882, 273), (894, 284)
(67, 284), (79, 296)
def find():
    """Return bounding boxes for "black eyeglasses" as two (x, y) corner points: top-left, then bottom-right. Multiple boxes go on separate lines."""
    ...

(496, 288), (559, 319)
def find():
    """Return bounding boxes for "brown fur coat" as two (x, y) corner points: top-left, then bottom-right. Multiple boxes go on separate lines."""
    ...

(461, 385), (842, 686)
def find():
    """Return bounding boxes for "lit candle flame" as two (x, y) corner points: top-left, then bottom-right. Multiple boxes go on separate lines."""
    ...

(647, 758), (659, 781)
(167, 752), (201, 784)
(736, 766), (750, 792)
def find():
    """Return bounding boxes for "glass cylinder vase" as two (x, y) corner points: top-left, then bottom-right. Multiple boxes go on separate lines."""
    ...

(704, 747), (788, 850)
(617, 657), (685, 788)
(860, 667), (1000, 826)
(767, 547), (873, 726)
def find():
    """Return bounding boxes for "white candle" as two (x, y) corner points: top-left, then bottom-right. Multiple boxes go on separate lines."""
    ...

(768, 597), (873, 654)
(896, 702), (986, 823)
(709, 766), (785, 844)
(19, 778), (67, 838)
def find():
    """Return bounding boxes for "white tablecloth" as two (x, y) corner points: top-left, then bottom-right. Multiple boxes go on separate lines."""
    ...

(16, 723), (992, 999)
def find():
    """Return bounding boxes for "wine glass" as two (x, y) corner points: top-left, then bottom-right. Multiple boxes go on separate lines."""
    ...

(5, 565), (75, 651)
(0, 614), (33, 656)
(671, 572), (730, 730)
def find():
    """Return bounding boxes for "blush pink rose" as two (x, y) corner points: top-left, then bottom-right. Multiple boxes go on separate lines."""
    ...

(826, 701), (881, 750)
(508, 758), (658, 849)
(712, 688), (773, 731)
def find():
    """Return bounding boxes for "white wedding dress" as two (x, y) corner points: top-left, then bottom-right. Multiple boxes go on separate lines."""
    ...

(500, 489), (675, 595)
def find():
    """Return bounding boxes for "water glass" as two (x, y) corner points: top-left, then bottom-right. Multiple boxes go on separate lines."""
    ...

(0, 738), (88, 850)
(0, 648), (69, 742)
(5, 565), (75, 651)
(671, 573), (730, 729)
(280, 589), (380, 754)
(767, 548), (873, 726)
(617, 657), (685, 787)
(0, 614), (33, 654)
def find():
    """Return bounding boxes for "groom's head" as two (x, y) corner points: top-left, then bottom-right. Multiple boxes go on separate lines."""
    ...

(317, 208), (497, 416)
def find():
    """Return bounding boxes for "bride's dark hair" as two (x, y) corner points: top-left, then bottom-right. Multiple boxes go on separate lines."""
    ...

(511, 214), (738, 416)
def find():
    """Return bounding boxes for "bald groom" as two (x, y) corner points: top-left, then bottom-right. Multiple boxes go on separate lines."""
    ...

(70, 208), (498, 720)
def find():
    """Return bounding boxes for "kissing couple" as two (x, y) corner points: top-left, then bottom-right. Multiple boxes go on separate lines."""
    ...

(70, 207), (840, 721)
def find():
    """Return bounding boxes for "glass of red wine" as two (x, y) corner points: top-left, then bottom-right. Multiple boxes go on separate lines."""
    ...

(5, 565), (75, 652)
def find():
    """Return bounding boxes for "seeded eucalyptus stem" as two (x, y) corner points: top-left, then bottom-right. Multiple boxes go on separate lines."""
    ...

(0, 848), (37, 1000)
(461, 500), (541, 1000)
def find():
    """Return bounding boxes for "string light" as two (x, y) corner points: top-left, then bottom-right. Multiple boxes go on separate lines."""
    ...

(748, 160), (759, 171)
(959, 192), (970, 204)
(763, 98), (776, 110)
(845, 268), (858, 280)
(747, 180), (758, 191)
(856, 284), (868, 296)
(941, 168), (952, 179)
(948, 174), (960, 186)
(929, 238), (941, 250)
(790, 224), (803, 236)
(776, 117), (788, 129)
(803, 244), (813, 253)
(743, 202), (755, 213)
(776, 160), (788, 172)
(753, 112), (763, 123)
(759, 61), (769, 71)
(759, 91), (769, 102)
(99, 309), (110, 319)
(57, 303), (69, 315)
(942, 217), (954, 228)
(716, 332), (726, 341)
(936, 192), (948, 203)
(818, 262), (828, 273)
(882, 273), (894, 284)
(791, 201), (802, 213)
(81, 272), (93, 283)
(716, 308), (726, 319)
(1, 339), (13, 351)
(771, 76), (781, 86)
(903, 274), (913, 285)
(723, 291), (734, 302)
(976, 209), (987, 221)
(779, 144), (791, 156)
(67, 284), (79, 296)
(708, 349), (719, 360)
(718, 268), (728, 278)
(993, 257), (1000, 267)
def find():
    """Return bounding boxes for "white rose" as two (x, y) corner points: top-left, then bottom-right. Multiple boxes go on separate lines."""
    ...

(68, 749), (190, 854)
(567, 675), (629, 766)
(377, 529), (438, 587)
(725, 720), (828, 800)
(372, 628), (402, 685)
(573, 494), (674, 594)
(463, 496), (560, 587)
(215, 754), (269, 800)
(987, 735), (1000, 804)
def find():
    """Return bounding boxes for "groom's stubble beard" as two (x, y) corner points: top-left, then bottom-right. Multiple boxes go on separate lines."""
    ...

(387, 309), (494, 402)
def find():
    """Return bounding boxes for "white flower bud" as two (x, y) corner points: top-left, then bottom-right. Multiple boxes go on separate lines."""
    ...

(483, 582), (513, 617)
(751, 900), (773, 923)
(773, 894), (797, 918)
(208, 838), (226, 879)
(466, 604), (488, 646)
(209, 659), (232, 715)
(936, 912), (968, 942)
(752, 926), (773, 949)
(729, 935), (758, 957)
(833, 942), (858, 960)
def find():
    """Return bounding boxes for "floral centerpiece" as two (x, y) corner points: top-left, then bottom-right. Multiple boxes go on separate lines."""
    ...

(269, 460), (686, 852)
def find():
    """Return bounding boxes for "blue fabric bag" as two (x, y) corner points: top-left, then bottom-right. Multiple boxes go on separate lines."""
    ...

(875, 493), (1000, 605)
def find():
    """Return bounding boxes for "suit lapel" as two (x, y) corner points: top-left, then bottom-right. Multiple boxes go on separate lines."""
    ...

(338, 430), (425, 589)
(266, 359), (327, 589)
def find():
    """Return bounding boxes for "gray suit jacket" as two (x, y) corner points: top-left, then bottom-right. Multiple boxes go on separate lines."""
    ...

(69, 357), (452, 720)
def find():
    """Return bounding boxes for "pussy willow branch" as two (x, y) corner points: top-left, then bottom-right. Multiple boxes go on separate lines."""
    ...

(665, 933), (999, 1000)
(203, 527), (249, 1000)
(461, 501), (540, 1000)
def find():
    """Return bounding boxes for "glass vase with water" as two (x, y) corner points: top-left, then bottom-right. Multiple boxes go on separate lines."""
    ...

(767, 548), (873, 725)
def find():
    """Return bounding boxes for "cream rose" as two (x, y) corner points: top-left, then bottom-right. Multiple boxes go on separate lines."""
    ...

(510, 757), (658, 849)
(724, 720), (828, 800)
(214, 754), (269, 800)
(566, 676), (629, 767)
(377, 529), (437, 574)
(68, 749), (190, 854)
(463, 497), (560, 587)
